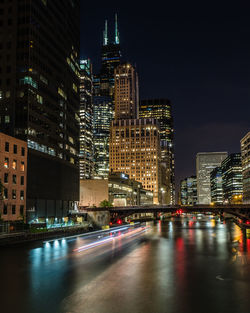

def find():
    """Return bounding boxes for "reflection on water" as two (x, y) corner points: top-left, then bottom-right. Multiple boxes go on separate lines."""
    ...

(0, 215), (250, 313)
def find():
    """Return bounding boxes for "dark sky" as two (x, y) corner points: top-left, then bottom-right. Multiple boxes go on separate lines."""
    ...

(80, 1), (250, 190)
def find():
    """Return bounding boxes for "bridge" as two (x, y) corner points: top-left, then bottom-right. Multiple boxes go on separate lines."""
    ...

(81, 204), (250, 227)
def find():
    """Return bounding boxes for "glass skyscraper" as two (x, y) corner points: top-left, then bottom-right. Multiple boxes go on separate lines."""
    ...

(0, 0), (80, 222)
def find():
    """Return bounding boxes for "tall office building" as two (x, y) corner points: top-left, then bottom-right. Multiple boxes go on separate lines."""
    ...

(114, 63), (139, 120)
(210, 167), (223, 204)
(93, 96), (113, 178)
(241, 132), (250, 204)
(196, 152), (228, 204)
(180, 176), (197, 205)
(79, 59), (94, 179)
(140, 99), (175, 204)
(0, 0), (80, 222)
(110, 63), (162, 204)
(93, 15), (122, 178)
(221, 153), (243, 204)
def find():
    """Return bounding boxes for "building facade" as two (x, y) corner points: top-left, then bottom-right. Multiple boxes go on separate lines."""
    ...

(110, 118), (161, 204)
(241, 132), (250, 204)
(210, 167), (223, 204)
(140, 99), (175, 204)
(0, 133), (27, 222)
(221, 153), (243, 204)
(93, 15), (122, 178)
(180, 176), (197, 205)
(93, 96), (113, 178)
(0, 0), (80, 223)
(196, 152), (228, 204)
(114, 63), (139, 120)
(79, 59), (94, 179)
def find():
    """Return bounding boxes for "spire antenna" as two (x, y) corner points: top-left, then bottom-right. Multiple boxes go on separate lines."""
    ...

(103, 19), (108, 46)
(115, 13), (120, 44)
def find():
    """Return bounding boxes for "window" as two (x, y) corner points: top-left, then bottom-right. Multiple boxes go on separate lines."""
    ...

(5, 141), (9, 152)
(12, 189), (16, 199)
(5, 115), (10, 123)
(21, 147), (25, 156)
(12, 174), (16, 184)
(4, 173), (8, 183)
(20, 205), (24, 216)
(4, 157), (9, 168)
(12, 205), (16, 215)
(12, 160), (17, 170)
(20, 190), (24, 200)
(21, 162), (25, 171)
(3, 205), (7, 215)
(20, 176), (24, 185)
(13, 144), (17, 154)
(4, 188), (8, 199)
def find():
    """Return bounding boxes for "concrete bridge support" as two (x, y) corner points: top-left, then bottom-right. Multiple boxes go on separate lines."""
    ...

(87, 211), (110, 228)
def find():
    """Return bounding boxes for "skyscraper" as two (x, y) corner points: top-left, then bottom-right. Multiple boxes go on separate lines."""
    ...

(196, 152), (228, 204)
(140, 99), (175, 204)
(221, 153), (243, 204)
(180, 176), (197, 205)
(114, 64), (139, 120)
(0, 0), (80, 222)
(109, 63), (162, 204)
(80, 59), (94, 179)
(93, 15), (121, 178)
(241, 132), (250, 204)
(210, 167), (223, 204)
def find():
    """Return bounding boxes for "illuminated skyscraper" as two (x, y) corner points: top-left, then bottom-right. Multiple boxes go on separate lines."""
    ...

(93, 15), (122, 178)
(210, 167), (223, 204)
(110, 63), (162, 204)
(196, 152), (228, 204)
(140, 99), (175, 204)
(0, 0), (80, 222)
(80, 59), (94, 179)
(221, 153), (243, 204)
(180, 176), (197, 205)
(241, 132), (250, 204)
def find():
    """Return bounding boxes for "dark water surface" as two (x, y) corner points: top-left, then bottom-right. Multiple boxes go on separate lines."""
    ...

(1, 215), (250, 313)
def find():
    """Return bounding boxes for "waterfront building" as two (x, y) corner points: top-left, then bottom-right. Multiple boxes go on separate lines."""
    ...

(241, 132), (250, 204)
(210, 167), (223, 204)
(0, 0), (80, 223)
(0, 133), (27, 222)
(80, 59), (94, 179)
(79, 172), (153, 207)
(110, 118), (161, 204)
(93, 15), (122, 178)
(196, 152), (228, 204)
(110, 63), (161, 204)
(221, 153), (243, 204)
(140, 99), (175, 204)
(180, 176), (197, 205)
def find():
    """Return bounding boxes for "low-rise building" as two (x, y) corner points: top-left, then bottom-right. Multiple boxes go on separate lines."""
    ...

(241, 132), (250, 204)
(79, 172), (153, 207)
(0, 133), (27, 222)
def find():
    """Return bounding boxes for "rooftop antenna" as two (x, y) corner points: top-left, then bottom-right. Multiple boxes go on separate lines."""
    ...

(115, 13), (120, 44)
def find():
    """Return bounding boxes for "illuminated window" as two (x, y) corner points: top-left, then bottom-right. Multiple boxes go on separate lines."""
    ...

(36, 94), (43, 104)
(12, 160), (17, 170)
(19, 76), (38, 89)
(4, 158), (9, 168)
(58, 87), (67, 100)
(73, 83), (78, 93)
(12, 190), (16, 200)
(20, 190), (24, 200)
(21, 162), (25, 172)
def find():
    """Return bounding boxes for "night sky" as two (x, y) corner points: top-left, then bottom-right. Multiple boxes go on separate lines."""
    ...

(80, 1), (250, 190)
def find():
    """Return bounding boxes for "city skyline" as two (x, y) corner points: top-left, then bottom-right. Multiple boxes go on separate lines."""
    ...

(80, 4), (250, 186)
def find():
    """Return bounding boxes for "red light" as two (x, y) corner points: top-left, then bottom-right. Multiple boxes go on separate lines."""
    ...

(117, 219), (122, 225)
(246, 220), (250, 225)
(109, 222), (113, 226)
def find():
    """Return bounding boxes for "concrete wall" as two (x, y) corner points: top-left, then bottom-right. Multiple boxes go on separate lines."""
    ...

(87, 211), (110, 227)
(80, 179), (109, 207)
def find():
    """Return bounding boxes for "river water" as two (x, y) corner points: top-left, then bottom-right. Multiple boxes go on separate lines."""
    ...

(0, 214), (249, 313)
